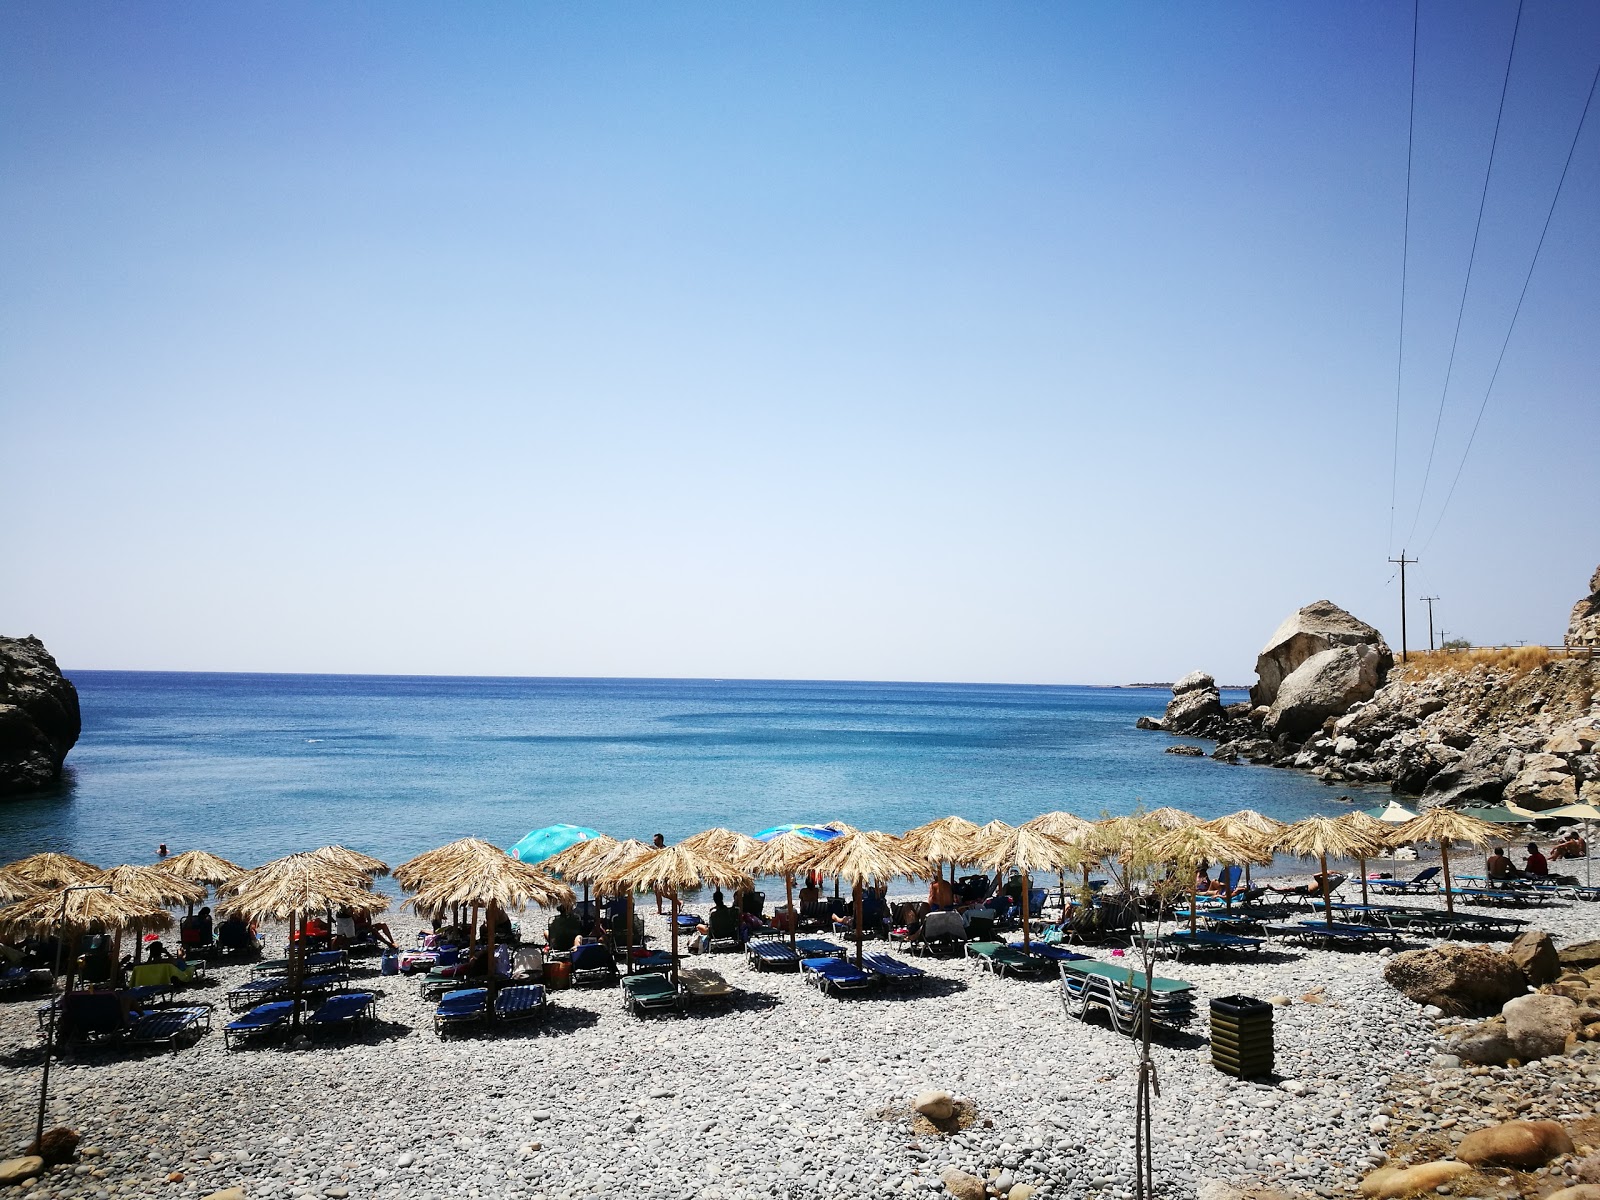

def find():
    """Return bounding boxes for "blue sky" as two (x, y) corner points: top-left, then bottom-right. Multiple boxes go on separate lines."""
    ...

(4, 2), (1596, 684)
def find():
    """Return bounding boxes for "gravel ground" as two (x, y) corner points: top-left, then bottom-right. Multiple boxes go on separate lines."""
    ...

(2, 870), (1598, 1200)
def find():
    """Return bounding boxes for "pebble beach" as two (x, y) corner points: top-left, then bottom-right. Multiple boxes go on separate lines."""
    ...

(5, 871), (1600, 1200)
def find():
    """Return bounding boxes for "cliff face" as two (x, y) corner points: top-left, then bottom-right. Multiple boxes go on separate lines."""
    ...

(0, 636), (81, 796)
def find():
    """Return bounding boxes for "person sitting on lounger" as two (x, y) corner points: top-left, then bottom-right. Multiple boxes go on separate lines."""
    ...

(217, 914), (257, 956)
(546, 904), (582, 953)
(144, 941), (198, 983)
(695, 892), (743, 950)
(1552, 830), (1587, 860)
(1486, 847), (1515, 879)
(927, 876), (955, 909)
(1524, 843), (1549, 877)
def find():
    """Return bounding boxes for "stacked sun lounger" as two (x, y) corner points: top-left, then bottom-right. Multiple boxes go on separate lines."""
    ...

(1059, 960), (1195, 1036)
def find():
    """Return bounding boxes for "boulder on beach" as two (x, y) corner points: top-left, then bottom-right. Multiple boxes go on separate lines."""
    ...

(0, 635), (81, 796)
(1251, 600), (1392, 708)
(1503, 993), (1581, 1061)
(1455, 1119), (1574, 1169)
(1265, 644), (1387, 740)
(1359, 1161), (1472, 1199)
(914, 1090), (955, 1121)
(1507, 930), (1561, 987)
(1383, 944), (1526, 1016)
(940, 1167), (985, 1200)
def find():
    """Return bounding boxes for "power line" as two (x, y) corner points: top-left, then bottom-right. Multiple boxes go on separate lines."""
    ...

(1387, 0), (1419, 557)
(1404, 0), (1524, 547)
(1419, 52), (1600, 556)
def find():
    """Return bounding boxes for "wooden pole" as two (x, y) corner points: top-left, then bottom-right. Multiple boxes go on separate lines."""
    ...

(1021, 869), (1033, 949)
(853, 881), (864, 966)
(784, 873), (796, 951)
(1319, 852), (1333, 927)
(670, 889), (680, 987)
(485, 900), (497, 1020)
(1442, 842), (1454, 914)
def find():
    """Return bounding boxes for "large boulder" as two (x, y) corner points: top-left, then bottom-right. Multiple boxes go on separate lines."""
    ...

(1264, 644), (1387, 741)
(1503, 993), (1582, 1061)
(1456, 1120), (1574, 1169)
(1566, 564), (1600, 649)
(1251, 600), (1393, 708)
(1384, 943), (1527, 1016)
(1165, 672), (1225, 734)
(1508, 930), (1562, 987)
(1360, 1162), (1472, 1199)
(0, 636), (81, 796)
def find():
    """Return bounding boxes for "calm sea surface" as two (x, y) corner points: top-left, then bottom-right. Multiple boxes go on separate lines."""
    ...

(0, 673), (1388, 878)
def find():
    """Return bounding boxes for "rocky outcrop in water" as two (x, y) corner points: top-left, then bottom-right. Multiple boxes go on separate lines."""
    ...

(0, 636), (80, 796)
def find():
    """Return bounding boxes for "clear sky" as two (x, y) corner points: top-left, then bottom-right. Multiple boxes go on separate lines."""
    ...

(4, 2), (1597, 685)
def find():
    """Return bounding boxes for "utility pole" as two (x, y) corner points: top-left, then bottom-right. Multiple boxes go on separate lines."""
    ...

(1421, 596), (1439, 652)
(1389, 552), (1418, 662)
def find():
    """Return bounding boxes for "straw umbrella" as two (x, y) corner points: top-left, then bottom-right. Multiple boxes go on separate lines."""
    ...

(680, 829), (763, 912)
(977, 825), (1080, 950)
(309, 845), (389, 877)
(1390, 808), (1501, 914)
(1149, 825), (1263, 935)
(92, 866), (207, 964)
(0, 884), (171, 990)
(903, 817), (984, 889)
(540, 834), (620, 927)
(1207, 811), (1288, 890)
(1145, 807), (1199, 830)
(799, 831), (934, 966)
(0, 853), (100, 892)
(973, 820), (1015, 893)
(402, 839), (572, 1013)
(218, 853), (388, 1025)
(598, 846), (751, 984)
(740, 832), (817, 952)
(160, 849), (246, 887)
(1272, 816), (1377, 927)
(1333, 813), (1400, 907)
(1022, 812), (1096, 908)
(572, 839), (655, 964)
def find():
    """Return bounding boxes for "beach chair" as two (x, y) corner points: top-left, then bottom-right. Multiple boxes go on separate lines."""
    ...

(126, 1005), (212, 1049)
(1059, 960), (1195, 1036)
(679, 967), (736, 1005)
(802, 956), (876, 997)
(0, 965), (44, 995)
(433, 988), (489, 1036)
(861, 952), (927, 986)
(963, 911), (999, 944)
(307, 991), (376, 1035)
(569, 943), (618, 987)
(795, 938), (846, 960)
(965, 941), (1046, 978)
(704, 907), (744, 954)
(224, 1000), (297, 1050)
(58, 991), (138, 1043)
(909, 910), (967, 957)
(628, 949), (676, 975)
(746, 940), (801, 971)
(1369, 866), (1441, 894)
(620, 972), (680, 1018)
(512, 946), (545, 981)
(1163, 929), (1264, 957)
(1010, 939), (1091, 966)
(493, 984), (548, 1024)
(226, 976), (288, 1013)
(304, 949), (350, 979)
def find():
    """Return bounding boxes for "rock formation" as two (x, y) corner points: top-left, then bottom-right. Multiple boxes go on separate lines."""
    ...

(1264, 643), (1387, 740)
(1568, 564), (1600, 648)
(1163, 671), (1225, 735)
(1251, 600), (1392, 708)
(0, 636), (81, 796)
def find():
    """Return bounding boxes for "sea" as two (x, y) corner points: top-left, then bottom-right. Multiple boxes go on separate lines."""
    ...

(1, 672), (1390, 881)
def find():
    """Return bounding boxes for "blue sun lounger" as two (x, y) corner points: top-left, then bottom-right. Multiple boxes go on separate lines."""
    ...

(307, 991), (376, 1034)
(1163, 929), (1264, 956)
(494, 984), (548, 1023)
(127, 1005), (212, 1049)
(1369, 867), (1440, 894)
(226, 976), (287, 1013)
(1009, 941), (1091, 965)
(746, 940), (801, 970)
(861, 953), (927, 985)
(434, 988), (488, 1036)
(795, 939), (846, 959)
(224, 1000), (297, 1050)
(802, 957), (876, 996)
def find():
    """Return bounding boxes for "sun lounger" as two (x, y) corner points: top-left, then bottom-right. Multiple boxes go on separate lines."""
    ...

(1163, 929), (1264, 957)
(226, 976), (288, 1013)
(0, 966), (44, 995)
(493, 984), (548, 1023)
(746, 940), (800, 970)
(908, 910), (968, 956)
(304, 949), (350, 978)
(1058, 960), (1195, 1036)
(679, 967), (735, 1003)
(307, 991), (376, 1034)
(965, 941), (1046, 978)
(126, 1005), (212, 1049)
(802, 956), (876, 996)
(628, 950), (676, 975)
(224, 1000), (297, 1049)
(57, 992), (139, 1042)
(1421, 910), (1528, 936)
(861, 952), (927, 985)
(795, 938), (846, 959)
(433, 988), (489, 1036)
(1009, 941), (1091, 965)
(1369, 867), (1441, 894)
(1265, 921), (1394, 949)
(569, 943), (618, 986)
(620, 972), (680, 1018)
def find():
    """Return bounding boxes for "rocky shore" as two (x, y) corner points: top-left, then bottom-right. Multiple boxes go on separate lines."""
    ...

(1140, 569), (1600, 813)
(0, 637), (80, 798)
(5, 879), (1600, 1200)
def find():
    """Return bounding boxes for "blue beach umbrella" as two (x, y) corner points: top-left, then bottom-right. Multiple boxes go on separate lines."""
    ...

(508, 824), (603, 864)
(753, 824), (841, 843)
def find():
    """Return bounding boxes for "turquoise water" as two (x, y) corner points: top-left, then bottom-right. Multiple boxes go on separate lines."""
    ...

(0, 672), (1386, 873)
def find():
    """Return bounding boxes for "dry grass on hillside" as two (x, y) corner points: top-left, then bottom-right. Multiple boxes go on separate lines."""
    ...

(1393, 645), (1554, 680)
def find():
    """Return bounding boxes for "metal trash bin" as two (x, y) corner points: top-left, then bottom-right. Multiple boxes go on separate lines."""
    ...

(1210, 994), (1273, 1078)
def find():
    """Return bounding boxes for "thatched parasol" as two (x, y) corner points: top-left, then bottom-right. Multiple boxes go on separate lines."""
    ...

(740, 831), (819, 952)
(1091, 815), (1164, 867)
(1204, 811), (1287, 890)
(309, 845), (389, 877)
(1022, 811), (1097, 908)
(219, 853), (388, 1025)
(93, 865), (207, 910)
(1390, 808), (1500, 914)
(1, 853), (101, 892)
(0, 884), (173, 992)
(1334, 812), (1400, 906)
(598, 846), (752, 983)
(977, 825), (1080, 949)
(1145, 806), (1199, 830)
(799, 831), (934, 966)
(902, 816), (984, 887)
(159, 849), (246, 888)
(1272, 815), (1381, 926)
(1149, 824), (1265, 934)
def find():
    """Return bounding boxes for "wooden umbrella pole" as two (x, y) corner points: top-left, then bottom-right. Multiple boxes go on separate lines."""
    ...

(1360, 856), (1370, 907)
(485, 900), (497, 1018)
(670, 889), (681, 987)
(468, 904), (480, 957)
(290, 911), (303, 1028)
(785, 873), (796, 951)
(853, 881), (864, 966)
(1320, 853), (1333, 927)
(1021, 869), (1032, 949)
(1442, 842), (1454, 914)
(1189, 872), (1199, 936)
(625, 894), (636, 976)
